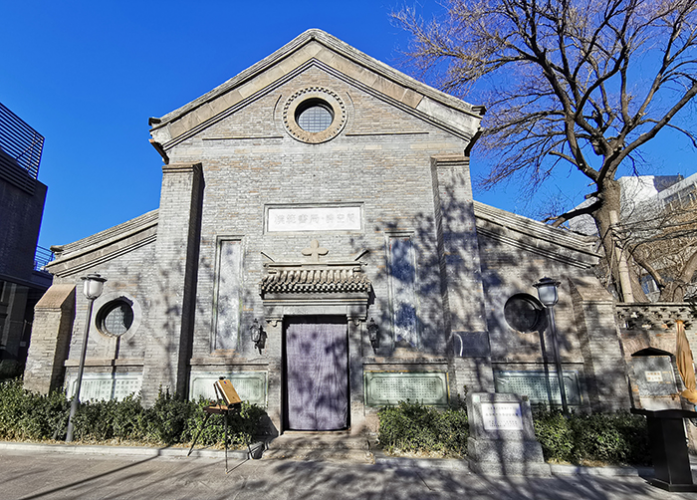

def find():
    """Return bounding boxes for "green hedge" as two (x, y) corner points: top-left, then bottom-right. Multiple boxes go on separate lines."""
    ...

(0, 379), (265, 447)
(377, 401), (651, 466)
(378, 401), (469, 457)
(533, 409), (650, 466)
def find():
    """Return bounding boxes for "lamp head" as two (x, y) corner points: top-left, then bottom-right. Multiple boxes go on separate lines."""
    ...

(533, 277), (561, 307)
(81, 273), (107, 300)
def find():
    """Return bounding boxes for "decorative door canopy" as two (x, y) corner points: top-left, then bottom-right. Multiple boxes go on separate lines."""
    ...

(259, 241), (371, 323)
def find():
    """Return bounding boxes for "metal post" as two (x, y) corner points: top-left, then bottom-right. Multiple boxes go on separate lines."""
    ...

(537, 326), (555, 409)
(66, 297), (95, 442)
(546, 306), (569, 415)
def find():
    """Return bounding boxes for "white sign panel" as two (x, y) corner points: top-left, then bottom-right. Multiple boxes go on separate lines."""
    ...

(65, 373), (142, 402)
(267, 206), (361, 232)
(645, 371), (663, 382)
(481, 403), (524, 431)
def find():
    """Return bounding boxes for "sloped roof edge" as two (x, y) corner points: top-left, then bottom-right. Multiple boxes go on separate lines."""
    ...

(473, 201), (600, 259)
(151, 29), (484, 131)
(49, 209), (158, 265)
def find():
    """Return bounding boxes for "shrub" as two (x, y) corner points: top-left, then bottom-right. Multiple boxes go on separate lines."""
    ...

(377, 399), (649, 466)
(532, 410), (574, 463)
(0, 379), (266, 448)
(184, 398), (267, 448)
(378, 401), (468, 457)
(111, 394), (148, 440)
(0, 379), (70, 441)
(533, 409), (650, 465)
(145, 390), (194, 445)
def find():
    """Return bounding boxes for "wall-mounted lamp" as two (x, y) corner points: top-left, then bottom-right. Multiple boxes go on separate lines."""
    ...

(250, 319), (264, 350)
(368, 318), (379, 350)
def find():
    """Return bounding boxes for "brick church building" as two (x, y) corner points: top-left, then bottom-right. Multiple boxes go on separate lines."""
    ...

(24, 30), (630, 434)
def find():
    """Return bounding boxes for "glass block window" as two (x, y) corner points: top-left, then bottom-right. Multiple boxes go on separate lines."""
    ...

(97, 299), (134, 336)
(296, 100), (333, 133)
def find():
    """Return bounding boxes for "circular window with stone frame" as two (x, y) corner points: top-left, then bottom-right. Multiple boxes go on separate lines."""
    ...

(283, 87), (347, 144)
(96, 298), (135, 337)
(503, 294), (547, 333)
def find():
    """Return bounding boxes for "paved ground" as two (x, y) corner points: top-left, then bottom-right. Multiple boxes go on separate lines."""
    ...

(0, 445), (695, 500)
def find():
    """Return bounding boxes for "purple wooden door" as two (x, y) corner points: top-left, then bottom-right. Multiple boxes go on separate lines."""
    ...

(285, 316), (348, 431)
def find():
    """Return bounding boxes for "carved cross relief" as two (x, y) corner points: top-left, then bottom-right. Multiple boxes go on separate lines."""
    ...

(302, 239), (329, 262)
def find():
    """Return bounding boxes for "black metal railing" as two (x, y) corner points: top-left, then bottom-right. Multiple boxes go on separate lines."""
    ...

(34, 246), (54, 272)
(0, 102), (44, 194)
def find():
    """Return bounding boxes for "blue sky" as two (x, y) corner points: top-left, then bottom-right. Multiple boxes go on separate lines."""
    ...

(2, 1), (695, 250)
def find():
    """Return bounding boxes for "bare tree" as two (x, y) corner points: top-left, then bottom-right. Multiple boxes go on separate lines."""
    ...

(616, 194), (697, 301)
(394, 0), (697, 302)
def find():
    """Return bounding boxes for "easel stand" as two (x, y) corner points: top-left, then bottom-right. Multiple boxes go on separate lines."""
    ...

(188, 379), (252, 473)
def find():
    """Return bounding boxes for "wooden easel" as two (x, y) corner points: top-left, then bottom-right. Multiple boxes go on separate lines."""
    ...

(188, 377), (250, 473)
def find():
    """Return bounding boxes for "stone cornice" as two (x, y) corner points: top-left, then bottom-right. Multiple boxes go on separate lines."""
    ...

(189, 357), (269, 366)
(64, 358), (145, 368)
(431, 154), (468, 167)
(51, 210), (158, 257)
(162, 162), (202, 175)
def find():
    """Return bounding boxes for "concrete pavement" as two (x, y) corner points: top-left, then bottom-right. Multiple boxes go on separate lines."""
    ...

(0, 443), (694, 499)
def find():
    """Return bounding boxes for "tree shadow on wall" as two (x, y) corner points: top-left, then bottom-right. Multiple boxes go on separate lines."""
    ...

(360, 167), (631, 411)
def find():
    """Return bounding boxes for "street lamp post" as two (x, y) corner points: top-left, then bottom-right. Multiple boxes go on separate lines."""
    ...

(533, 277), (569, 415)
(66, 273), (106, 442)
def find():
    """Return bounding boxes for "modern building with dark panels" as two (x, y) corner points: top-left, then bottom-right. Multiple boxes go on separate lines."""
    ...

(0, 101), (51, 376)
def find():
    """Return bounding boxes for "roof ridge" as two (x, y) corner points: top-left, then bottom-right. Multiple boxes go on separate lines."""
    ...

(150, 29), (483, 133)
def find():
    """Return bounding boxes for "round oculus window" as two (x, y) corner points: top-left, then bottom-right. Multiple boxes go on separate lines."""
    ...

(283, 87), (347, 144)
(296, 99), (334, 133)
(503, 294), (546, 333)
(97, 299), (134, 337)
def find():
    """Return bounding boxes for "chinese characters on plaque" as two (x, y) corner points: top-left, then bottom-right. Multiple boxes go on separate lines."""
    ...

(267, 206), (362, 232)
(481, 403), (524, 431)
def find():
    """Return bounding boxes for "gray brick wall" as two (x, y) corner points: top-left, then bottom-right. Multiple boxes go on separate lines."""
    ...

(166, 68), (471, 365)
(23, 284), (75, 394)
(141, 163), (203, 403)
(478, 232), (590, 365)
(57, 239), (157, 363)
(571, 281), (630, 412)
(34, 225), (158, 395)
(476, 230), (616, 409)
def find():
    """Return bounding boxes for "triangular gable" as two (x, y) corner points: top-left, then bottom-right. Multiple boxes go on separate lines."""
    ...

(149, 29), (484, 152)
(474, 201), (601, 269)
(47, 210), (158, 277)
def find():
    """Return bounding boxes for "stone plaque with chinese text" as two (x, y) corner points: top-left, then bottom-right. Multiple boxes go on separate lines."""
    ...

(267, 206), (362, 232)
(481, 402), (524, 431)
